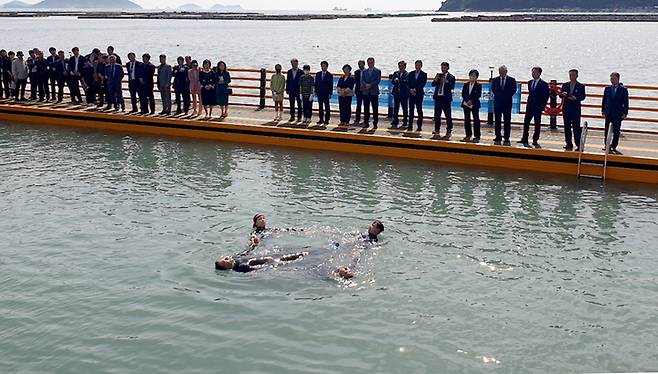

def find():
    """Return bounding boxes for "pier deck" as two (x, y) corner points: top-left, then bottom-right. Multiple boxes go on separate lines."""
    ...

(1, 98), (657, 184)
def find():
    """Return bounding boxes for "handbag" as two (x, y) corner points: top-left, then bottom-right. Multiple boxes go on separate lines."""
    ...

(226, 88), (232, 95)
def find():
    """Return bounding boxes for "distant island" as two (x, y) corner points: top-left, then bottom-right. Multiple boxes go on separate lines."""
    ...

(176, 3), (244, 11)
(1, 0), (141, 9)
(439, 0), (658, 11)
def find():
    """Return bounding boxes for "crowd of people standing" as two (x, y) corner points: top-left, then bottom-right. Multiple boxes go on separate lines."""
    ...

(0, 46), (630, 154)
(0, 46), (232, 119)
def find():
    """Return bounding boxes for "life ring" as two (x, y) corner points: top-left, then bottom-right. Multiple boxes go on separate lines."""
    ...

(543, 84), (563, 116)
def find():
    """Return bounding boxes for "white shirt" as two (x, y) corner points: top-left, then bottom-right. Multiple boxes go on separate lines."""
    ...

(469, 82), (475, 95)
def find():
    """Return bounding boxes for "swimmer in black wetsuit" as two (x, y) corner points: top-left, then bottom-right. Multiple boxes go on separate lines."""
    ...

(215, 251), (309, 273)
(334, 220), (385, 279)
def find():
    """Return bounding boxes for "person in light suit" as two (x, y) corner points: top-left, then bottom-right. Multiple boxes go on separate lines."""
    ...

(601, 72), (629, 155)
(157, 54), (173, 115)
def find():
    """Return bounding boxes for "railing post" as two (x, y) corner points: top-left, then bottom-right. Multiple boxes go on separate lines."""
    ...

(258, 68), (266, 110)
(549, 79), (558, 130)
(487, 67), (494, 126)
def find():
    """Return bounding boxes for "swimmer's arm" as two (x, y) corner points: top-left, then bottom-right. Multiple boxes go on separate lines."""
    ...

(246, 256), (275, 267)
(278, 251), (309, 263)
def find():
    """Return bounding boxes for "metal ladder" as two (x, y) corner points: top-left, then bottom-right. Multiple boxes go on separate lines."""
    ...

(576, 121), (612, 181)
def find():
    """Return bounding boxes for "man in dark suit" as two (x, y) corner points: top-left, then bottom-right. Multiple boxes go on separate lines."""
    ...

(314, 60), (333, 125)
(601, 72), (629, 155)
(491, 65), (517, 146)
(0, 49), (12, 99)
(104, 55), (124, 111)
(560, 69), (586, 151)
(46, 47), (58, 101)
(125, 52), (142, 113)
(67, 47), (85, 104)
(431, 62), (456, 140)
(286, 58), (303, 122)
(52, 50), (68, 103)
(390, 60), (409, 129)
(408, 60), (427, 132)
(173, 56), (191, 115)
(353, 60), (366, 126)
(518, 66), (550, 148)
(138, 53), (155, 115)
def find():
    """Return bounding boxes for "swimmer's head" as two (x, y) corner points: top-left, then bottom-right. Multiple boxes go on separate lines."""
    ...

(253, 213), (266, 230)
(215, 256), (235, 270)
(337, 266), (354, 279)
(368, 220), (385, 237)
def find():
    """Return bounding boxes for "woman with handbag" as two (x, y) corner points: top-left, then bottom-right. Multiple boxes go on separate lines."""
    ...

(215, 61), (231, 118)
(336, 64), (355, 126)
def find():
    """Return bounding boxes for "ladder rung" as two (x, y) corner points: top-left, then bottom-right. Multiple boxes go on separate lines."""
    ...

(578, 174), (604, 179)
(579, 162), (604, 167)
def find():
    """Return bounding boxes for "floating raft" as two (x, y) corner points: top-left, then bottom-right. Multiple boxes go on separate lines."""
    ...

(1, 100), (657, 184)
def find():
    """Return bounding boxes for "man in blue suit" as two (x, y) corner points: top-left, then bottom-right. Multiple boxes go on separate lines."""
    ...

(360, 57), (381, 129)
(408, 60), (427, 132)
(125, 52), (142, 113)
(560, 69), (586, 151)
(601, 72), (629, 155)
(52, 50), (68, 103)
(491, 65), (517, 146)
(104, 55), (124, 111)
(286, 58), (303, 122)
(315, 60), (333, 125)
(519, 66), (550, 148)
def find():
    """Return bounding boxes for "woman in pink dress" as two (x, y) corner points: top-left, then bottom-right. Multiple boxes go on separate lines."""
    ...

(188, 60), (202, 116)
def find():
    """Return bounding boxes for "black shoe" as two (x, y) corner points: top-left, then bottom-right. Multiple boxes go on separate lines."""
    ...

(176, 110), (182, 115)
(461, 137), (472, 142)
(416, 127), (422, 132)
(533, 142), (541, 149)
(316, 120), (323, 125)
(442, 132), (452, 140)
(574, 147), (581, 152)
(517, 139), (527, 144)
(611, 149), (623, 155)
(493, 139), (502, 145)
(503, 141), (511, 146)
(564, 145), (573, 151)
(297, 117), (303, 122)
(472, 138), (480, 144)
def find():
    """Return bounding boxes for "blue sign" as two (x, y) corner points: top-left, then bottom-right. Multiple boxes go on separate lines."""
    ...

(325, 77), (522, 115)
(384, 81), (522, 115)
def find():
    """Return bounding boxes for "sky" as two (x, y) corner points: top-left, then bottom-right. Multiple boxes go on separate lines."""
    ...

(135, 0), (441, 10)
(2, 0), (443, 11)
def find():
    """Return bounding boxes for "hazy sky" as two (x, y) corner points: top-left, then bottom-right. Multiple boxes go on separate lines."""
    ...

(134, 0), (441, 10)
(2, 0), (443, 10)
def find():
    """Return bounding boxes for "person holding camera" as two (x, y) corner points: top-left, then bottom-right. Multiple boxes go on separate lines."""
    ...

(431, 62), (455, 140)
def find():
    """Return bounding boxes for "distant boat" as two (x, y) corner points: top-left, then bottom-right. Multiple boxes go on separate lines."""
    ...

(364, 7), (372, 11)
(332, 6), (347, 11)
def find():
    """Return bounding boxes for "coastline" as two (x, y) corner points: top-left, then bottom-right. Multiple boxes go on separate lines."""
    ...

(432, 13), (658, 22)
(0, 10), (444, 21)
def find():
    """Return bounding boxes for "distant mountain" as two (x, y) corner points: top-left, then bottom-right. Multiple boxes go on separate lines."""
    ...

(439, 0), (658, 11)
(1, 0), (32, 8)
(177, 3), (203, 11)
(29, 0), (141, 9)
(210, 3), (243, 11)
